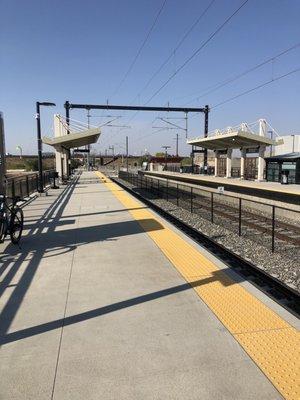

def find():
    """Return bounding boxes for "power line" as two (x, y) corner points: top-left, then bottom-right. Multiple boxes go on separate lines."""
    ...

(124, 0), (243, 127)
(185, 41), (300, 105)
(211, 66), (300, 109)
(144, 0), (250, 105)
(130, 0), (216, 104)
(111, 0), (167, 98)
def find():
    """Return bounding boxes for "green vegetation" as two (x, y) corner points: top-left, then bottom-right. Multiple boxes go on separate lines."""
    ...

(6, 156), (55, 171)
(180, 157), (192, 167)
(181, 157), (192, 166)
(24, 159), (38, 171)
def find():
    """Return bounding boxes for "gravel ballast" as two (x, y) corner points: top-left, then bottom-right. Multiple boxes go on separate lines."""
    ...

(115, 177), (300, 293)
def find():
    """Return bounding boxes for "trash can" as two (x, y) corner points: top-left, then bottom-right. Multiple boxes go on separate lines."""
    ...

(281, 170), (289, 185)
(51, 171), (60, 189)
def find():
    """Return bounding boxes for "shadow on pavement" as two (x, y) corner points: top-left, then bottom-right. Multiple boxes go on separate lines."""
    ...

(0, 269), (242, 345)
(0, 176), (163, 343)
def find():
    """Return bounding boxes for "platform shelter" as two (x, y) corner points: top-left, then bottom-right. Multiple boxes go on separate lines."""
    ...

(187, 119), (279, 181)
(42, 114), (100, 180)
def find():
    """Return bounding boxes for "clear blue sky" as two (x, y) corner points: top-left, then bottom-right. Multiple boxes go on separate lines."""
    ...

(1, 0), (300, 156)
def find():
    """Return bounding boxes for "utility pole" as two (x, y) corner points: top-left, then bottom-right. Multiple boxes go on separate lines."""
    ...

(185, 112), (188, 138)
(174, 133), (179, 157)
(162, 145), (171, 169)
(126, 136), (129, 172)
(109, 145), (115, 169)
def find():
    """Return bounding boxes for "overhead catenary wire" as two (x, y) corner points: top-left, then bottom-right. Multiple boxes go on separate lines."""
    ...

(111, 0), (167, 98)
(144, 0), (250, 105)
(184, 41), (300, 105)
(119, 0), (249, 148)
(124, 0), (246, 128)
(130, 0), (216, 105)
(211, 66), (300, 109)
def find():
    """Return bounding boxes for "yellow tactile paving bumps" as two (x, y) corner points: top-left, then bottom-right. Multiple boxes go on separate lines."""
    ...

(96, 172), (300, 400)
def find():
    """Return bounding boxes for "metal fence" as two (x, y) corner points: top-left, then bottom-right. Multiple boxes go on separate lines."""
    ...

(5, 170), (55, 200)
(118, 171), (300, 253)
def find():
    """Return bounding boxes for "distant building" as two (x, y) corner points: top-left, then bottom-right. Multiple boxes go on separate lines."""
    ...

(274, 135), (300, 155)
(148, 156), (184, 172)
(265, 152), (300, 184)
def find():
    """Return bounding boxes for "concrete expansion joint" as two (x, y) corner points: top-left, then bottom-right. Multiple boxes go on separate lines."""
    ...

(50, 199), (81, 400)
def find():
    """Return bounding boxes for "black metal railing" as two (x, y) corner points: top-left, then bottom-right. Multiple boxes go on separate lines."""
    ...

(118, 171), (300, 253)
(5, 170), (56, 200)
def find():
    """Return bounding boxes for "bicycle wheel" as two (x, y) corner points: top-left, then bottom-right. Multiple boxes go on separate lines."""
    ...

(10, 207), (24, 244)
(0, 211), (7, 243)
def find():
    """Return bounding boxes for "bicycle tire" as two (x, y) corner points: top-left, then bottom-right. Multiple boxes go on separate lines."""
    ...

(0, 211), (7, 243)
(10, 207), (24, 244)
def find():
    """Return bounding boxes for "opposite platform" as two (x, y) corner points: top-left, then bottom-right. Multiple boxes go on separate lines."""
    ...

(142, 171), (300, 206)
(0, 171), (299, 400)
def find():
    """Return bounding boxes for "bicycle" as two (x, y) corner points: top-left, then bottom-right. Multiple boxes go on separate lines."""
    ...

(0, 195), (24, 244)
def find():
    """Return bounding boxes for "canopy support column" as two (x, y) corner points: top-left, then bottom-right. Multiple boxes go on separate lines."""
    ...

(226, 149), (232, 178)
(257, 145), (266, 181)
(214, 150), (218, 177)
(54, 114), (67, 182)
(240, 148), (246, 179)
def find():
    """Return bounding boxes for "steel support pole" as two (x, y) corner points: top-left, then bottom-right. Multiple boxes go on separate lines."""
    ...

(87, 108), (91, 171)
(211, 192), (214, 223)
(36, 102), (44, 193)
(238, 198), (242, 236)
(272, 206), (275, 252)
(204, 105), (209, 174)
(191, 145), (194, 174)
(126, 136), (129, 172)
(0, 112), (6, 195)
(65, 101), (71, 178)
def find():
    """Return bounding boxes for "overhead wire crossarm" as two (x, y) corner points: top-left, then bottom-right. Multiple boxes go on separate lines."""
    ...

(66, 103), (206, 113)
(159, 117), (186, 131)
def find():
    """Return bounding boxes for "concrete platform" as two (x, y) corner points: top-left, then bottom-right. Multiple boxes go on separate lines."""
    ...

(0, 172), (298, 399)
(142, 171), (300, 207)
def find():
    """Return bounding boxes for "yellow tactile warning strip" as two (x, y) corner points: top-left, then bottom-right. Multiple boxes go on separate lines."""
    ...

(96, 172), (300, 400)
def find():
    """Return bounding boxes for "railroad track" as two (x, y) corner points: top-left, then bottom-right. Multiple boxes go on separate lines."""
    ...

(149, 180), (300, 247)
(191, 195), (299, 246)
(111, 176), (300, 317)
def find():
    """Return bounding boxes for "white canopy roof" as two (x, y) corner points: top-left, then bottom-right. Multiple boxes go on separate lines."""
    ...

(43, 128), (101, 150)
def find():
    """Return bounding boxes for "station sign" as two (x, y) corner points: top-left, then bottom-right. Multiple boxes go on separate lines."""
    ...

(246, 147), (259, 154)
(217, 186), (225, 194)
(73, 148), (90, 153)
